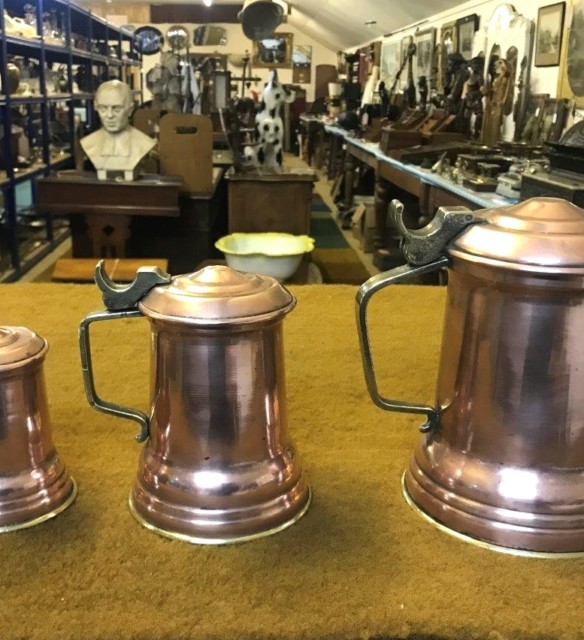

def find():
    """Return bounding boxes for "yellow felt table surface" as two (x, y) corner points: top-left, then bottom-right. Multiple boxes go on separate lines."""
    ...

(0, 283), (582, 640)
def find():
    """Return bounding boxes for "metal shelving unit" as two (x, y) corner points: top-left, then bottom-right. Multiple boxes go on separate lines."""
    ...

(0, 0), (142, 281)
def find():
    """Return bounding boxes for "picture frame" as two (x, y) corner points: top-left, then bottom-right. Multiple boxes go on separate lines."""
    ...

(438, 21), (458, 92)
(292, 45), (312, 84)
(535, 2), (566, 67)
(414, 28), (436, 86)
(380, 39), (402, 88)
(558, 0), (584, 107)
(252, 33), (293, 69)
(456, 13), (480, 60)
(400, 35), (413, 67)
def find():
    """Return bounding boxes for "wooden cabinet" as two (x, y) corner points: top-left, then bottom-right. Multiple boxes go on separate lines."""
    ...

(225, 168), (316, 236)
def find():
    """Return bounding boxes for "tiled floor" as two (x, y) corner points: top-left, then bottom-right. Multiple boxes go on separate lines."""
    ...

(20, 154), (380, 282)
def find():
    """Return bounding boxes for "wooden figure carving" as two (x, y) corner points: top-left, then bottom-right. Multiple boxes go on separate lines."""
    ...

(462, 55), (485, 139)
(480, 58), (513, 148)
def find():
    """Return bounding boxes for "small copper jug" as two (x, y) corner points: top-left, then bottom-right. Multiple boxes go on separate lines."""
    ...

(79, 262), (310, 544)
(357, 197), (584, 555)
(0, 326), (76, 531)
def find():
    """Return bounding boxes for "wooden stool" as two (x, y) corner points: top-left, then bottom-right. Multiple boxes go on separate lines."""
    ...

(51, 258), (169, 283)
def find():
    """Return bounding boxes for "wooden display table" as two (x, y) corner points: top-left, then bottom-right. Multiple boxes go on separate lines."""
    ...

(51, 258), (169, 283)
(225, 167), (317, 235)
(37, 170), (227, 275)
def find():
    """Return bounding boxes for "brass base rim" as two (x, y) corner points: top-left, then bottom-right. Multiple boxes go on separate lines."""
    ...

(128, 486), (312, 545)
(0, 477), (77, 533)
(401, 472), (584, 559)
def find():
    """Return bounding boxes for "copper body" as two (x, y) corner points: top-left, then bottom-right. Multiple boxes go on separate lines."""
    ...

(129, 317), (310, 543)
(404, 259), (584, 553)
(0, 333), (76, 530)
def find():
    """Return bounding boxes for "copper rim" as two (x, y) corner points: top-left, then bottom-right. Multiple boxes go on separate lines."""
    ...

(127, 487), (312, 545)
(400, 473), (584, 559)
(0, 478), (77, 533)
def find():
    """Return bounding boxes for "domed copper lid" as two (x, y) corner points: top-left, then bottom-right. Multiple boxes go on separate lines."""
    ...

(450, 198), (584, 273)
(0, 326), (47, 369)
(138, 265), (296, 325)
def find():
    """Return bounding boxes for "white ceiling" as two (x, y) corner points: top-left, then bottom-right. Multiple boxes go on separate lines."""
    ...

(284, 0), (463, 51)
(87, 0), (466, 51)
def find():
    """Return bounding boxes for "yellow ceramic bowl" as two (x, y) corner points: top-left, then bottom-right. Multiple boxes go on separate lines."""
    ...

(215, 232), (315, 281)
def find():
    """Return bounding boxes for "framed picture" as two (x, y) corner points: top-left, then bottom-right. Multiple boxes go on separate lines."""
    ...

(415, 28), (436, 85)
(401, 35), (413, 67)
(558, 0), (584, 106)
(456, 13), (480, 60)
(252, 33), (293, 68)
(292, 45), (312, 83)
(535, 2), (566, 66)
(380, 39), (402, 88)
(438, 21), (458, 92)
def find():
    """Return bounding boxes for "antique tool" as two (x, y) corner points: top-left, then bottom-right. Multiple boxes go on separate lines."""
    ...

(0, 326), (76, 531)
(79, 262), (311, 544)
(357, 197), (584, 554)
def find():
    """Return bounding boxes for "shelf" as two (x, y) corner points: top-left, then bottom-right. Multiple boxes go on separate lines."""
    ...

(0, 0), (143, 281)
(0, 226), (71, 283)
(4, 95), (46, 105)
(13, 164), (49, 185)
(5, 34), (42, 53)
(50, 154), (73, 170)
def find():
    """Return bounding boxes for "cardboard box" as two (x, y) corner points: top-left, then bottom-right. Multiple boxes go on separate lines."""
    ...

(351, 196), (376, 253)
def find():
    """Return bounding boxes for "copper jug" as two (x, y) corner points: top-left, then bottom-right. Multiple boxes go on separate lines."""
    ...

(357, 197), (584, 555)
(0, 326), (76, 531)
(79, 262), (311, 544)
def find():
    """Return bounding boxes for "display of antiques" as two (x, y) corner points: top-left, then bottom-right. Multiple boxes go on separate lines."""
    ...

(80, 80), (156, 181)
(521, 120), (584, 206)
(242, 69), (295, 168)
(0, 325), (77, 530)
(357, 196), (584, 554)
(461, 55), (485, 140)
(134, 26), (164, 55)
(79, 262), (311, 543)
(480, 57), (513, 147)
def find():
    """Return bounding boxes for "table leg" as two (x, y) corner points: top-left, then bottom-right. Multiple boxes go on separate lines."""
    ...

(85, 214), (131, 258)
(374, 176), (391, 250)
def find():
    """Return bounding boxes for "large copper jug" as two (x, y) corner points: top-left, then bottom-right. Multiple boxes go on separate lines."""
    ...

(0, 326), (76, 530)
(357, 197), (584, 555)
(79, 262), (310, 544)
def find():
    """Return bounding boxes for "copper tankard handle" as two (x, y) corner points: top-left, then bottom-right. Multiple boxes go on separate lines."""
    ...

(355, 257), (449, 433)
(79, 309), (149, 442)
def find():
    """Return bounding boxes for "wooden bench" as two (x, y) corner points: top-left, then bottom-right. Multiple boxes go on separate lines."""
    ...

(51, 258), (169, 283)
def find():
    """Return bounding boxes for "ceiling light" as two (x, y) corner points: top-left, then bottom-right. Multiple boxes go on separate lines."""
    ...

(203, 0), (213, 5)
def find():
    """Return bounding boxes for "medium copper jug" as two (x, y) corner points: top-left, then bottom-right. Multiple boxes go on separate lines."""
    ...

(79, 262), (310, 544)
(357, 197), (584, 555)
(0, 326), (76, 531)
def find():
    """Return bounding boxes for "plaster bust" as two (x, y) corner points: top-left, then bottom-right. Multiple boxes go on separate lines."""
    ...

(80, 80), (156, 180)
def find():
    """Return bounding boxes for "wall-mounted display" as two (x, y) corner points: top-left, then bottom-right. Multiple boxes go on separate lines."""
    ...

(415, 28), (436, 86)
(438, 21), (458, 93)
(133, 26), (164, 55)
(252, 33), (293, 68)
(380, 40), (401, 88)
(193, 24), (227, 46)
(535, 2), (566, 66)
(558, 0), (584, 106)
(292, 45), (312, 83)
(456, 14), (480, 60)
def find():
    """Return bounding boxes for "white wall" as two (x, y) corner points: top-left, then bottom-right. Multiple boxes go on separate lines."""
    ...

(135, 22), (338, 103)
